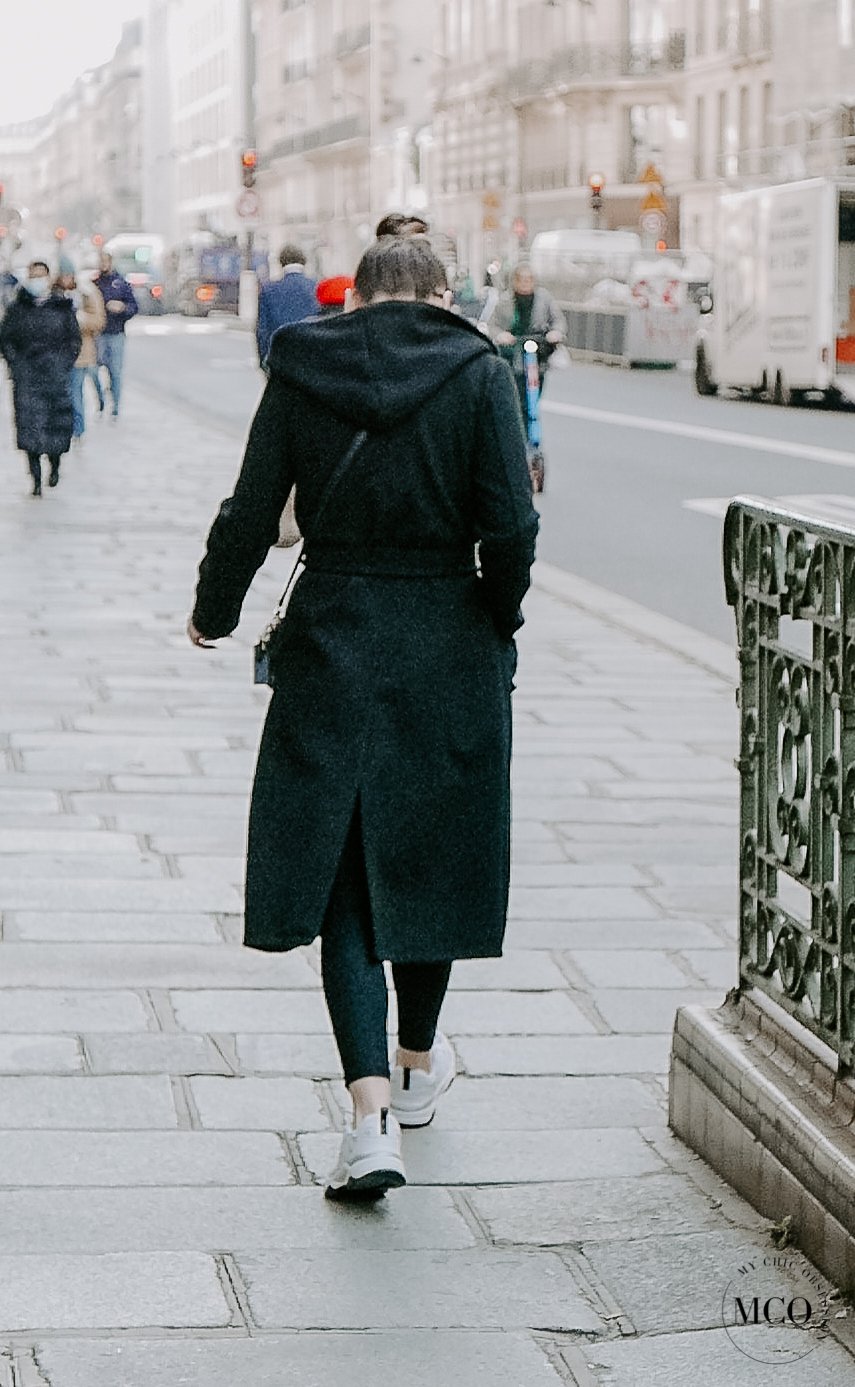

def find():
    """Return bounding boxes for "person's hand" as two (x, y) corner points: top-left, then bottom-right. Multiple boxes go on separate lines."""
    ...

(495, 331), (516, 345)
(187, 619), (216, 648)
(545, 330), (563, 344)
(106, 300), (125, 313)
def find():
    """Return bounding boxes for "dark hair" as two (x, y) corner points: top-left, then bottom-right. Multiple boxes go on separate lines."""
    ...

(28, 260), (50, 275)
(278, 243), (306, 267)
(374, 213), (430, 238)
(354, 236), (447, 305)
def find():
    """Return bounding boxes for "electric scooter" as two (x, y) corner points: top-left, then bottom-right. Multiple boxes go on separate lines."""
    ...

(523, 338), (545, 494)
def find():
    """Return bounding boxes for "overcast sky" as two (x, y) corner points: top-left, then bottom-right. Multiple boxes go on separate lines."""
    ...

(0, 0), (144, 126)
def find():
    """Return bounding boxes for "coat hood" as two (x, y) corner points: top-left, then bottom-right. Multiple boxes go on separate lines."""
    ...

(267, 300), (496, 431)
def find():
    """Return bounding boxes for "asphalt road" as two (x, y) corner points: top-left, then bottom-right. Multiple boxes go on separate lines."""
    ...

(128, 314), (855, 644)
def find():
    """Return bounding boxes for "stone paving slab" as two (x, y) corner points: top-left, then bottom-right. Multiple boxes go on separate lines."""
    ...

(571, 1328), (854, 1387)
(591, 988), (725, 1033)
(426, 1076), (666, 1130)
(172, 988), (331, 1034)
(85, 1034), (231, 1076)
(0, 1252), (230, 1330)
(236, 1248), (604, 1331)
(0, 990), (152, 1033)
(0, 1037), (82, 1075)
(0, 944), (316, 988)
(0, 1187), (475, 1254)
(299, 1125), (666, 1186)
(0, 1075), (178, 1128)
(25, 1332), (564, 1387)
(5, 911), (223, 943)
(0, 1131), (295, 1186)
(455, 1034), (673, 1075)
(189, 1076), (331, 1131)
(439, 989), (597, 1035)
(234, 1033), (344, 1076)
(568, 948), (697, 989)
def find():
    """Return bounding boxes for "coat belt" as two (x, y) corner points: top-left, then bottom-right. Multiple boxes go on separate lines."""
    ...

(303, 545), (476, 578)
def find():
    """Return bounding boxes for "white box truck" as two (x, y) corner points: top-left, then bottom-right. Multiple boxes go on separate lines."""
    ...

(695, 177), (855, 405)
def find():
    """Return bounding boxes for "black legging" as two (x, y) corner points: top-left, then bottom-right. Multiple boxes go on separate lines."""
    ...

(321, 806), (452, 1086)
(27, 453), (61, 487)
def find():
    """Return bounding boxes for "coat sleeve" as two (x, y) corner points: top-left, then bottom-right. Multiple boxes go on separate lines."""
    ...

(191, 379), (296, 639)
(472, 356), (539, 640)
(256, 286), (270, 366)
(64, 307), (83, 367)
(0, 301), (20, 369)
(121, 280), (139, 322)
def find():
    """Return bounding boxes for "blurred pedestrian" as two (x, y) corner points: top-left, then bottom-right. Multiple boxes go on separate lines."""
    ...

(0, 260), (81, 495)
(188, 235), (537, 1201)
(93, 251), (138, 420)
(55, 258), (106, 444)
(256, 244), (317, 368)
(374, 213), (429, 238)
(491, 261), (566, 418)
(0, 267), (18, 314)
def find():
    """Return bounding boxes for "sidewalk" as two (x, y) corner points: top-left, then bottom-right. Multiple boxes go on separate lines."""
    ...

(0, 384), (851, 1385)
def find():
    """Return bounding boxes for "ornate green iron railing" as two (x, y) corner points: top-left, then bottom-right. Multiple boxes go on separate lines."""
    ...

(724, 497), (855, 1070)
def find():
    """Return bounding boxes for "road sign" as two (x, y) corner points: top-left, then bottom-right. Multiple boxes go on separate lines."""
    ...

(640, 188), (667, 214)
(640, 163), (664, 185)
(512, 217), (528, 240)
(236, 189), (260, 219)
(640, 210), (667, 237)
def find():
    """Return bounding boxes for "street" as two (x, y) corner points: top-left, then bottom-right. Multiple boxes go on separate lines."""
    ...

(128, 315), (855, 644)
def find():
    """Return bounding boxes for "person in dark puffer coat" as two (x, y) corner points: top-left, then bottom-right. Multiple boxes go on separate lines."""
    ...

(0, 260), (81, 495)
(188, 236), (537, 1201)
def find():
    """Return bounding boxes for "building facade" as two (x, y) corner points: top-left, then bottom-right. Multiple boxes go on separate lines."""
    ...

(0, 21), (144, 262)
(252, 0), (434, 275)
(432, 0), (690, 282)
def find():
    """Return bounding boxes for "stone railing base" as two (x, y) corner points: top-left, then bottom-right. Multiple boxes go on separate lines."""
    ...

(670, 989), (855, 1298)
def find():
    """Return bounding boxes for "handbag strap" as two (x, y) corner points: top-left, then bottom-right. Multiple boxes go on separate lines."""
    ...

(271, 429), (368, 617)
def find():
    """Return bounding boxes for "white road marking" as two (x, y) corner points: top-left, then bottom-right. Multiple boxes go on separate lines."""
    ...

(685, 494), (855, 524)
(542, 400), (855, 470)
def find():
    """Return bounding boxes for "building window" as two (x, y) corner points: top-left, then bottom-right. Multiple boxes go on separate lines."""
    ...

(694, 93), (705, 179)
(717, 89), (728, 174)
(738, 85), (750, 170)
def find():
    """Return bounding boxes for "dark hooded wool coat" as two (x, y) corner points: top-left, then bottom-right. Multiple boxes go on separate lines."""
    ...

(0, 289), (81, 456)
(192, 301), (538, 960)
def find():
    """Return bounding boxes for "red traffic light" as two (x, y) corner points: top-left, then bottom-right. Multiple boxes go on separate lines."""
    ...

(0, 225), (7, 240)
(241, 148), (257, 188)
(92, 233), (104, 248)
(54, 226), (67, 241)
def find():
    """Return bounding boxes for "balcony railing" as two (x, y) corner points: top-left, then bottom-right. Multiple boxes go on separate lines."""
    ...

(282, 60), (310, 85)
(724, 497), (855, 1070)
(264, 115), (368, 164)
(520, 164), (570, 193)
(335, 23), (371, 60)
(709, 137), (855, 184)
(503, 33), (686, 102)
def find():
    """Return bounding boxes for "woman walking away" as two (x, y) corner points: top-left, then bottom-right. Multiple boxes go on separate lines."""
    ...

(0, 261), (81, 496)
(188, 236), (538, 1200)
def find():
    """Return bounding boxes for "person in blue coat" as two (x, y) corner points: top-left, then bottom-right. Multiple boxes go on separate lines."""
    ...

(93, 251), (138, 420)
(256, 244), (317, 368)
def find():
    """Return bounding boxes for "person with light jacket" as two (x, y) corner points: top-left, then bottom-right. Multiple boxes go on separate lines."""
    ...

(56, 259), (106, 442)
(188, 237), (537, 1201)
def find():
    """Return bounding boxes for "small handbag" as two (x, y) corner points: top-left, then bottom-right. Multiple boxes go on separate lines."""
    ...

(254, 429), (368, 687)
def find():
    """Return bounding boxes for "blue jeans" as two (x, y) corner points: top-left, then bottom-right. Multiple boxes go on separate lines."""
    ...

(97, 334), (126, 416)
(70, 365), (105, 436)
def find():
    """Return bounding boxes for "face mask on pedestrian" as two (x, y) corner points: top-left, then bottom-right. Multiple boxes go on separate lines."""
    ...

(26, 277), (50, 299)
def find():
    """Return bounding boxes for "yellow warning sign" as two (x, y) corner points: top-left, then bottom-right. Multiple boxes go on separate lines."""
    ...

(640, 189), (667, 213)
(639, 163), (664, 185)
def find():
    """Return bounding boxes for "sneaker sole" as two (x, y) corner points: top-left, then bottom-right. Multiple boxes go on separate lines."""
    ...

(325, 1167), (407, 1201)
(391, 1071), (456, 1129)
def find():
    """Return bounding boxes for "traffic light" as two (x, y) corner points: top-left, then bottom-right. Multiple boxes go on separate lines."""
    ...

(241, 149), (257, 188)
(54, 226), (67, 242)
(0, 183), (5, 204)
(588, 172), (605, 213)
(92, 233), (104, 248)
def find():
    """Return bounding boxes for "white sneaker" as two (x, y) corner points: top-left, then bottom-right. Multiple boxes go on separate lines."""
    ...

(324, 1107), (406, 1201)
(390, 1031), (456, 1128)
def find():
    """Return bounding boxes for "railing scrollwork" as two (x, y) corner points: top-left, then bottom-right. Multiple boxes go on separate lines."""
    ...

(725, 497), (855, 1069)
